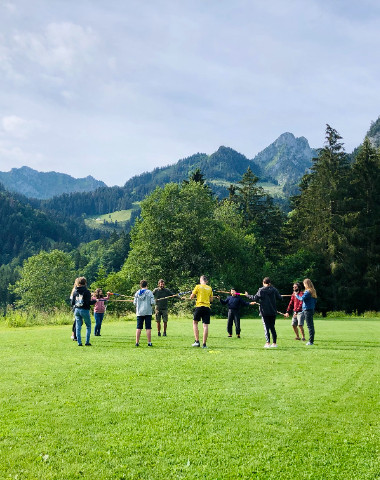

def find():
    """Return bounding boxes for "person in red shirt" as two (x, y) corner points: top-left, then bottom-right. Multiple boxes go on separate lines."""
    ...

(285, 282), (305, 341)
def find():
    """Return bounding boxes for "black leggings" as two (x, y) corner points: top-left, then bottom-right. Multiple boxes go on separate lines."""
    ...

(262, 315), (277, 344)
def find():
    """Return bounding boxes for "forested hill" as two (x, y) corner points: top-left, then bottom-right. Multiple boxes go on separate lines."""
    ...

(0, 185), (100, 265)
(0, 166), (106, 199)
(38, 142), (304, 217)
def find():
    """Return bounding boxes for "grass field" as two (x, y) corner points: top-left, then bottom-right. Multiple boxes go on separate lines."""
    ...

(0, 316), (379, 480)
(84, 204), (139, 232)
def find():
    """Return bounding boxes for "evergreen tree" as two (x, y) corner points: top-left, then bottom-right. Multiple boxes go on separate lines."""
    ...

(288, 125), (350, 309)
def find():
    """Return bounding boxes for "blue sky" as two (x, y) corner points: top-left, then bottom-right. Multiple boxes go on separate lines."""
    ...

(0, 0), (379, 185)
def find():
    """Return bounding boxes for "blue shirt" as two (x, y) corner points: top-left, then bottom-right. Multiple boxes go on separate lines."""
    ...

(296, 290), (316, 311)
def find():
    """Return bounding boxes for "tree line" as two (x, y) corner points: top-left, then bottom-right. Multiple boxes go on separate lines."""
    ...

(5, 125), (380, 314)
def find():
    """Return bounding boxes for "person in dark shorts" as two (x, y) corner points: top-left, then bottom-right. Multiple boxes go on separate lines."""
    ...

(133, 280), (155, 347)
(152, 279), (175, 337)
(190, 275), (213, 348)
(285, 282), (306, 341)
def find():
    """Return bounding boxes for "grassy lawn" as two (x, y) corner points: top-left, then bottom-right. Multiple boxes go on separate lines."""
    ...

(0, 316), (379, 479)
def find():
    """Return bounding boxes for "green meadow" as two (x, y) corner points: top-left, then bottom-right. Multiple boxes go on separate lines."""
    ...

(0, 316), (379, 480)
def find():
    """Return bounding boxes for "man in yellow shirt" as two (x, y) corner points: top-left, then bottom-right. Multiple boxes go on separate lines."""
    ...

(190, 275), (213, 348)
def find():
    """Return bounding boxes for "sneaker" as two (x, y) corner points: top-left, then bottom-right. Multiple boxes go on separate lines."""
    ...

(270, 343), (278, 348)
(264, 343), (270, 348)
(135, 342), (139, 347)
(71, 334), (74, 340)
(306, 342), (314, 346)
(163, 332), (167, 337)
(237, 335), (241, 338)
(202, 344), (207, 349)
(148, 343), (153, 347)
(158, 332), (161, 337)
(78, 343), (83, 347)
(85, 343), (92, 346)
(192, 341), (200, 347)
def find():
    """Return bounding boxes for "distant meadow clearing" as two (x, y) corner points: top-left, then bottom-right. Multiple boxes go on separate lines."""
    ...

(0, 315), (378, 480)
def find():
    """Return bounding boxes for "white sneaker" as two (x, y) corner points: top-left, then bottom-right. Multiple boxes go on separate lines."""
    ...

(270, 343), (278, 348)
(192, 341), (200, 347)
(306, 342), (314, 346)
(264, 343), (270, 348)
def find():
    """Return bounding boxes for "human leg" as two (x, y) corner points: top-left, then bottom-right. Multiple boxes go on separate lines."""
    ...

(304, 310), (315, 344)
(81, 309), (91, 345)
(203, 324), (209, 346)
(193, 320), (199, 342)
(262, 316), (271, 344)
(227, 310), (234, 336)
(292, 315), (300, 339)
(145, 315), (152, 345)
(75, 310), (83, 345)
(155, 309), (161, 335)
(233, 311), (241, 336)
(297, 312), (306, 340)
(136, 316), (144, 345)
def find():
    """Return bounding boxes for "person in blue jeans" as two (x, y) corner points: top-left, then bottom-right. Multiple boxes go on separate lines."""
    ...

(296, 278), (317, 345)
(71, 277), (96, 346)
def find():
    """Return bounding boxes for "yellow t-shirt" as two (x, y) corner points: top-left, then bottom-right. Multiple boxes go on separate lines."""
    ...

(192, 284), (213, 308)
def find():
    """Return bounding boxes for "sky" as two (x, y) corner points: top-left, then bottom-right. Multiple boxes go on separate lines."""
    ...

(0, 0), (379, 186)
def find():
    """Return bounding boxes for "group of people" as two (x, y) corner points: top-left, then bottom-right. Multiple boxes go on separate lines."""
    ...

(70, 277), (110, 346)
(70, 275), (317, 349)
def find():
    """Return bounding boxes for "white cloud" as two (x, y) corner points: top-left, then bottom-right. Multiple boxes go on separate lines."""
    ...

(12, 22), (98, 76)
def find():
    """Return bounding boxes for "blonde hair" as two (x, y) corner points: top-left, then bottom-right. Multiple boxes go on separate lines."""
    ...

(303, 278), (317, 298)
(70, 277), (80, 296)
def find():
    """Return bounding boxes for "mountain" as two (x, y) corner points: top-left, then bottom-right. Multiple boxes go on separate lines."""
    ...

(0, 166), (106, 199)
(252, 132), (318, 186)
(38, 139), (316, 218)
(367, 116), (380, 148)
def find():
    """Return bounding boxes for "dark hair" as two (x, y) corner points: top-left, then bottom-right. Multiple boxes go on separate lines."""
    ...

(263, 277), (271, 285)
(94, 288), (104, 299)
(140, 280), (148, 288)
(78, 277), (87, 286)
(200, 275), (208, 283)
(296, 282), (303, 291)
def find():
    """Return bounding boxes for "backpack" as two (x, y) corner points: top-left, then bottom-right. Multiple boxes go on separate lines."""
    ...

(74, 293), (84, 308)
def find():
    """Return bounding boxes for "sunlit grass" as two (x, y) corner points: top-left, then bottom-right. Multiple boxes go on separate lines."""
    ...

(0, 316), (378, 479)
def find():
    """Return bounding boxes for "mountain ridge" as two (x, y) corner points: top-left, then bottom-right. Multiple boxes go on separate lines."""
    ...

(0, 166), (106, 199)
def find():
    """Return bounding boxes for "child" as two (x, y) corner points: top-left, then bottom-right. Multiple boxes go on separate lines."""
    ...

(92, 288), (111, 336)
(219, 288), (252, 338)
(133, 280), (155, 347)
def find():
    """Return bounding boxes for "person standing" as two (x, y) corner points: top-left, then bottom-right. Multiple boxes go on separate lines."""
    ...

(246, 277), (282, 348)
(296, 279), (317, 346)
(92, 288), (110, 336)
(219, 288), (252, 338)
(152, 279), (174, 337)
(285, 282), (306, 341)
(71, 277), (96, 346)
(134, 280), (155, 347)
(70, 278), (80, 341)
(190, 275), (213, 348)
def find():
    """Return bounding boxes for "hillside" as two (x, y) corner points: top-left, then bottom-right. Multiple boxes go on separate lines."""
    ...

(367, 116), (380, 148)
(0, 185), (100, 265)
(0, 166), (106, 199)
